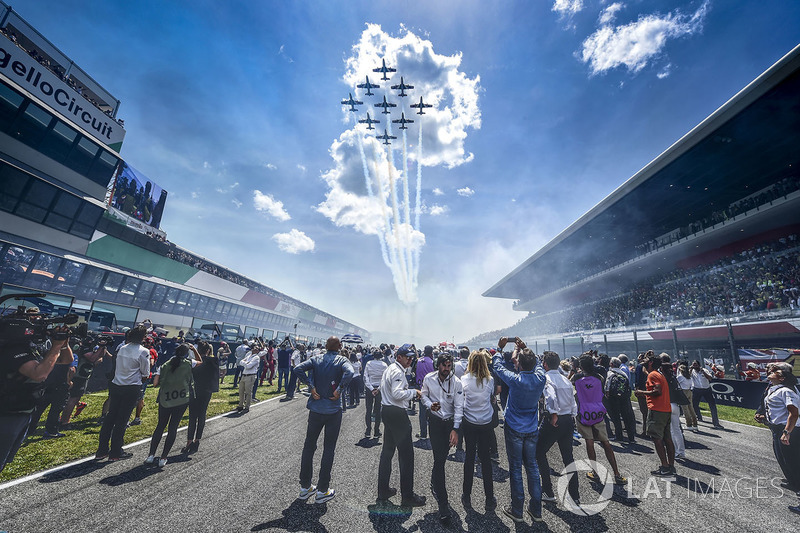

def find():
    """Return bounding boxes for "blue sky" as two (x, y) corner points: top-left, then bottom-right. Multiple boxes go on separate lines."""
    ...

(20, 0), (800, 343)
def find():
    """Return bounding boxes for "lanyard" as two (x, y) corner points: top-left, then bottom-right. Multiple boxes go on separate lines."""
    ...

(437, 375), (451, 395)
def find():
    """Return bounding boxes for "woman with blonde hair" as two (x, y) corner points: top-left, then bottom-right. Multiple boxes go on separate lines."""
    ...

(460, 349), (499, 510)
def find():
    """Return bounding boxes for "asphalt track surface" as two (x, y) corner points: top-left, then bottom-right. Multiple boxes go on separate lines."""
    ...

(1, 391), (798, 533)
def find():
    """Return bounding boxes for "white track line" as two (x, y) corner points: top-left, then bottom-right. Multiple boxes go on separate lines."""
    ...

(0, 393), (285, 491)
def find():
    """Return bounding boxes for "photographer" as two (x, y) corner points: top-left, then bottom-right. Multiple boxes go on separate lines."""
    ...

(0, 325), (71, 473)
(60, 336), (110, 427)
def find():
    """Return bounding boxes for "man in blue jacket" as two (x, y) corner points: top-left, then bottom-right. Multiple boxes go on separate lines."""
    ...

(492, 336), (547, 524)
(293, 336), (354, 504)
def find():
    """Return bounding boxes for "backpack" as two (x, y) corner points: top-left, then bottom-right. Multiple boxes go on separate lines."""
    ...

(607, 371), (631, 398)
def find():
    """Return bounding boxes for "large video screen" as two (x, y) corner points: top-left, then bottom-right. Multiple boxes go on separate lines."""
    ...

(110, 162), (168, 229)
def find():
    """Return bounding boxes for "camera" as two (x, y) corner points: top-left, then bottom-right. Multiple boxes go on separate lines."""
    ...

(0, 293), (83, 348)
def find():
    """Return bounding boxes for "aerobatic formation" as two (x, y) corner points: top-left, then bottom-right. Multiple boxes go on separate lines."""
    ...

(342, 59), (427, 305)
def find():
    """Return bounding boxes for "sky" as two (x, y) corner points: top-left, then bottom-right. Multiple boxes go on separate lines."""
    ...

(18, 0), (800, 345)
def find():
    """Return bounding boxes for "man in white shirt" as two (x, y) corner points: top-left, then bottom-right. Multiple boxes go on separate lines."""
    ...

(421, 353), (463, 523)
(377, 344), (426, 507)
(363, 350), (388, 438)
(536, 351), (579, 504)
(237, 347), (260, 413)
(690, 360), (722, 428)
(232, 341), (249, 387)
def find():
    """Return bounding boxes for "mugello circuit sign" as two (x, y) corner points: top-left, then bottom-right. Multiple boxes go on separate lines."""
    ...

(0, 44), (126, 148)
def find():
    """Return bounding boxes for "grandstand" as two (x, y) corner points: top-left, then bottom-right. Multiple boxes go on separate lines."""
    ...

(478, 44), (800, 374)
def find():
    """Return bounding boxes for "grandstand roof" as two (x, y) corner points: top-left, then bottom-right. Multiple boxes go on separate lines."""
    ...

(485, 44), (800, 305)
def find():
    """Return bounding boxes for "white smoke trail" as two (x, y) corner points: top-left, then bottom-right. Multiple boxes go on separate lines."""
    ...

(355, 123), (391, 267)
(412, 119), (423, 291)
(384, 153), (411, 302)
(397, 121), (414, 296)
(371, 142), (408, 301)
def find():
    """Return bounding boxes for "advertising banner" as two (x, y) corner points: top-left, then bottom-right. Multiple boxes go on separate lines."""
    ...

(709, 378), (769, 410)
(110, 161), (168, 229)
(0, 40), (126, 149)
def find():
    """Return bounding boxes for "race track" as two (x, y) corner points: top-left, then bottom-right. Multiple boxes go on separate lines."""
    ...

(0, 393), (797, 533)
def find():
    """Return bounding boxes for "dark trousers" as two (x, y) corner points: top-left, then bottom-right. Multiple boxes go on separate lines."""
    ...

(462, 419), (494, 500)
(0, 412), (32, 474)
(300, 410), (343, 492)
(364, 390), (382, 435)
(378, 405), (415, 498)
(606, 396), (637, 441)
(429, 415), (453, 510)
(348, 376), (362, 407)
(187, 391), (212, 441)
(637, 396), (649, 433)
(537, 415), (578, 501)
(149, 403), (188, 457)
(770, 423), (800, 488)
(97, 383), (140, 458)
(693, 387), (719, 425)
(418, 402), (429, 438)
(29, 385), (69, 434)
(232, 366), (243, 387)
(287, 368), (298, 398)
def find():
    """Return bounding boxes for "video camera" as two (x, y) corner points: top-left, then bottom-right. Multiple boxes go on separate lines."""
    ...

(0, 293), (85, 347)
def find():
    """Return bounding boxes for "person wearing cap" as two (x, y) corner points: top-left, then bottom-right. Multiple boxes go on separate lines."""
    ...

(293, 336), (354, 504)
(420, 352), (463, 522)
(377, 344), (426, 507)
(232, 341), (250, 387)
(237, 344), (260, 413)
(741, 362), (762, 381)
(415, 346), (435, 440)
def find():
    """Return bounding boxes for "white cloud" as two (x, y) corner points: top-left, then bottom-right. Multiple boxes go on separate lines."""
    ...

(297, 164), (307, 172)
(552, 0), (584, 16)
(278, 44), (294, 63)
(215, 182), (240, 194)
(272, 229), (314, 254)
(190, 191), (199, 199)
(264, 163), (277, 170)
(657, 63), (673, 79)
(253, 190), (291, 221)
(203, 161), (211, 169)
(599, 2), (624, 25)
(580, 1), (709, 75)
(432, 187), (444, 196)
(457, 187), (475, 197)
(429, 204), (448, 216)
(231, 199), (242, 209)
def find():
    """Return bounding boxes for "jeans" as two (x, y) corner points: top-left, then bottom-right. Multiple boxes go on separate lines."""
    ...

(252, 361), (264, 398)
(537, 415), (578, 501)
(428, 415), (453, 510)
(187, 391), (212, 441)
(299, 410), (343, 492)
(276, 367), (290, 392)
(606, 395), (637, 442)
(148, 403), (188, 457)
(692, 387), (719, 426)
(0, 412), (32, 474)
(364, 390), (382, 435)
(504, 424), (541, 517)
(232, 366), (243, 387)
(97, 383), (140, 458)
(378, 405), (415, 498)
(463, 419), (494, 500)
(287, 368), (298, 398)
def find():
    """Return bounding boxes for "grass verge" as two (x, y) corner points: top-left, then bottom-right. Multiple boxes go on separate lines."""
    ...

(0, 376), (286, 483)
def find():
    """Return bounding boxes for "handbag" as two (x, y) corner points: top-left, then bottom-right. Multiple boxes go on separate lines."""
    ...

(490, 393), (500, 428)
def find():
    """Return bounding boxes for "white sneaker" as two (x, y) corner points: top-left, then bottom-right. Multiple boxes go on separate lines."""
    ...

(144, 455), (155, 464)
(315, 488), (336, 503)
(298, 485), (317, 501)
(158, 458), (168, 468)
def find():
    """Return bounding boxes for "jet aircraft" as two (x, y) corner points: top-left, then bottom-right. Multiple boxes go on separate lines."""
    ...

(374, 95), (397, 115)
(341, 93), (363, 112)
(356, 75), (380, 96)
(372, 58), (397, 81)
(410, 96), (433, 115)
(358, 112), (380, 130)
(390, 77), (414, 97)
(391, 112), (415, 130)
(376, 128), (397, 145)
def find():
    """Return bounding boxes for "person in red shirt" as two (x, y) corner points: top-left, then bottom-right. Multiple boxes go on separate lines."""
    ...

(739, 363), (761, 381)
(635, 353), (675, 477)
